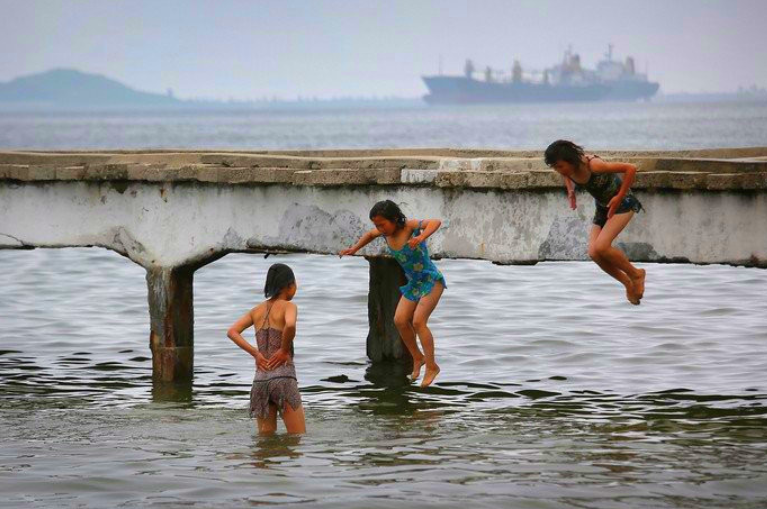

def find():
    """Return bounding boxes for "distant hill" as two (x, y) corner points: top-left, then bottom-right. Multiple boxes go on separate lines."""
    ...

(0, 68), (425, 110)
(0, 68), (180, 107)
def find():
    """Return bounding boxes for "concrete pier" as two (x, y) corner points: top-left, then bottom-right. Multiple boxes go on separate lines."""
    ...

(1, 148), (766, 381)
(147, 266), (195, 382)
(366, 257), (409, 365)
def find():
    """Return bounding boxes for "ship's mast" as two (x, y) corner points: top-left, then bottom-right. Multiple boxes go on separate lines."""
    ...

(606, 43), (614, 61)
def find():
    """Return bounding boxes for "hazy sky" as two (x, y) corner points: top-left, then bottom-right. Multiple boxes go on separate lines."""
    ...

(3, 0), (766, 99)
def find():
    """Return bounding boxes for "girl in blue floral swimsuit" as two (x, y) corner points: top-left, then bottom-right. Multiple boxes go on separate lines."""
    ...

(340, 200), (446, 387)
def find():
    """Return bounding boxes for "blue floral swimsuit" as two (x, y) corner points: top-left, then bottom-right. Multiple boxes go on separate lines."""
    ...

(386, 223), (447, 302)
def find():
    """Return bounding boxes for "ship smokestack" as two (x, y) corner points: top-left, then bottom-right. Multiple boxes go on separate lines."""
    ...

(512, 60), (522, 83)
(625, 56), (635, 75)
(484, 66), (493, 83)
(571, 53), (581, 72)
(464, 59), (475, 79)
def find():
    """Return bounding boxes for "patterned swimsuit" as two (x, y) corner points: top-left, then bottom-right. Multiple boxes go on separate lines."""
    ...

(579, 154), (643, 227)
(386, 225), (447, 302)
(249, 304), (302, 419)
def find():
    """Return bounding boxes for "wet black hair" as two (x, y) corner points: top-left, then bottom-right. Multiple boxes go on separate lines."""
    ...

(544, 140), (585, 168)
(369, 200), (406, 229)
(264, 263), (295, 299)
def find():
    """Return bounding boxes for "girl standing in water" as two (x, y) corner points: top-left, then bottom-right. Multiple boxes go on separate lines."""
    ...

(227, 263), (306, 435)
(340, 200), (446, 387)
(545, 140), (646, 305)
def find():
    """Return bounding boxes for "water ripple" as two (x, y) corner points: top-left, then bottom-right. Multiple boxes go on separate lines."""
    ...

(1, 249), (767, 508)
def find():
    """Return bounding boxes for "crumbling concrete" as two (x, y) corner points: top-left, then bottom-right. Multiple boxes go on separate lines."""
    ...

(2, 148), (766, 381)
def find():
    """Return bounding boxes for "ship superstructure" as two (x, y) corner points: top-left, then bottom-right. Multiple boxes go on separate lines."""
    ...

(422, 45), (659, 104)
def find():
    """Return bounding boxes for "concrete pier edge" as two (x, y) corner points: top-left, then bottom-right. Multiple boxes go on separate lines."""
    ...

(2, 148), (766, 382)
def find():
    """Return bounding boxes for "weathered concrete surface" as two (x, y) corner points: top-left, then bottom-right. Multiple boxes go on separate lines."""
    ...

(3, 148), (767, 267)
(2, 148), (767, 381)
(4, 180), (765, 267)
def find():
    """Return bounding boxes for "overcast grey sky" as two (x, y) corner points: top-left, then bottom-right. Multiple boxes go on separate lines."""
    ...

(3, 0), (766, 99)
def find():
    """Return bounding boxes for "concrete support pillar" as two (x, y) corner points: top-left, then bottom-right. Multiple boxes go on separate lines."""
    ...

(366, 256), (411, 366)
(146, 266), (194, 382)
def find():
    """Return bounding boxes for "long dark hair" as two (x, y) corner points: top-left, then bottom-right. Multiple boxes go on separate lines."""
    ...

(264, 263), (295, 299)
(544, 140), (585, 168)
(369, 200), (406, 228)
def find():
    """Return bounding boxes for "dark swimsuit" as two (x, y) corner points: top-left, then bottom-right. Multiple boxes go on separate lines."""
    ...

(249, 303), (302, 420)
(578, 154), (643, 228)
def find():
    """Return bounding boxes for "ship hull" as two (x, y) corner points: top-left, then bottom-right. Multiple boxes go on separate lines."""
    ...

(422, 76), (658, 104)
(603, 80), (660, 101)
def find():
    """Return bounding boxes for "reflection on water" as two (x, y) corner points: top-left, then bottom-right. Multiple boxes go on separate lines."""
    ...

(150, 380), (194, 403)
(248, 434), (304, 470)
(1, 248), (767, 508)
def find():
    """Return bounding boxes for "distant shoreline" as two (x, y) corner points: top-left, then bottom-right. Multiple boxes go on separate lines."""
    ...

(2, 68), (766, 112)
(2, 97), (766, 113)
(655, 91), (767, 103)
(0, 98), (428, 112)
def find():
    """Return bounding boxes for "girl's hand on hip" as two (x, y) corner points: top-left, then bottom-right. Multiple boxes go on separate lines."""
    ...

(255, 352), (269, 372)
(266, 349), (290, 370)
(607, 195), (622, 219)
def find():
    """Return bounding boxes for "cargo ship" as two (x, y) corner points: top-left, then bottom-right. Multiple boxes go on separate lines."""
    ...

(422, 45), (659, 105)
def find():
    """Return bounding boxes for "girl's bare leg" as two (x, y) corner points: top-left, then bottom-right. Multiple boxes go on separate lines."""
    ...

(588, 223), (639, 304)
(592, 212), (645, 303)
(596, 212), (645, 292)
(256, 404), (278, 435)
(412, 281), (445, 388)
(394, 296), (424, 380)
(282, 404), (306, 435)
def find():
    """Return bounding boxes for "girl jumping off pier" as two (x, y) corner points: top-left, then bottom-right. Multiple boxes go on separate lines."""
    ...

(545, 140), (646, 305)
(340, 200), (446, 387)
(227, 263), (306, 435)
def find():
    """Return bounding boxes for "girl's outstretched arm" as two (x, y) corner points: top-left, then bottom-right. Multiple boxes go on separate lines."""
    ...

(266, 302), (297, 370)
(407, 218), (441, 249)
(227, 310), (268, 371)
(590, 158), (638, 218)
(339, 228), (382, 257)
(563, 175), (577, 210)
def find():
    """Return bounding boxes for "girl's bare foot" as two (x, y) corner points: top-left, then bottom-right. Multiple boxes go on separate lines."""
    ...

(410, 356), (424, 381)
(420, 364), (440, 388)
(625, 283), (640, 305)
(631, 269), (646, 299)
